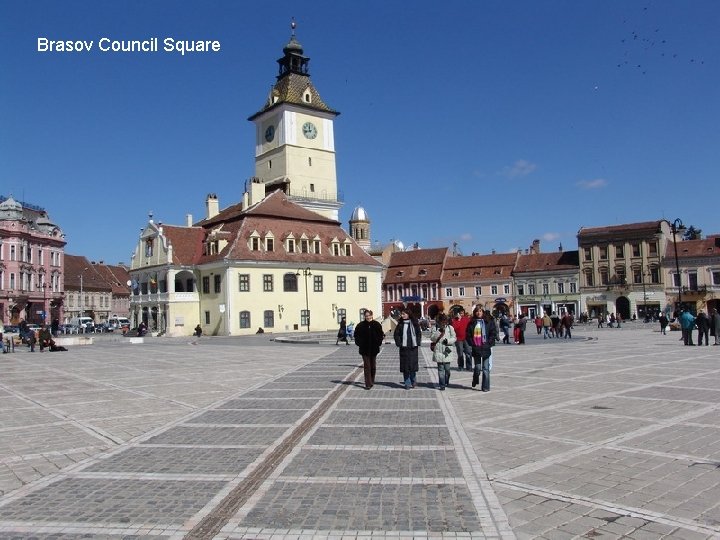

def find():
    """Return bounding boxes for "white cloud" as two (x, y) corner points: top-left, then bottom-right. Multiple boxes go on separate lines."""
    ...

(501, 159), (537, 178)
(460, 233), (472, 241)
(576, 178), (607, 189)
(543, 232), (560, 241)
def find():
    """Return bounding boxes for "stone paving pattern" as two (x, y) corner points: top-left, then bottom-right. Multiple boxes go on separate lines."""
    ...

(0, 327), (718, 538)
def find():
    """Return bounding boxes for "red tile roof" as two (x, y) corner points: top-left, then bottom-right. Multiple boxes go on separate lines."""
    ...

(578, 220), (663, 237)
(668, 237), (720, 259)
(164, 191), (380, 268)
(384, 248), (448, 284)
(441, 253), (518, 283)
(64, 255), (112, 292)
(514, 251), (580, 273)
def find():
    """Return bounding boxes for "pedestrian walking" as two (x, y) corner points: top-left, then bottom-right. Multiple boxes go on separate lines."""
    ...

(353, 310), (385, 389)
(659, 313), (669, 335)
(616, 313), (623, 329)
(534, 315), (543, 335)
(499, 313), (511, 344)
(695, 310), (710, 346)
(516, 314), (527, 344)
(450, 309), (472, 371)
(597, 313), (604, 328)
(679, 310), (696, 346)
(393, 308), (421, 389)
(710, 308), (720, 345)
(561, 312), (573, 339)
(430, 313), (456, 390)
(542, 313), (552, 339)
(335, 317), (349, 346)
(465, 306), (497, 392)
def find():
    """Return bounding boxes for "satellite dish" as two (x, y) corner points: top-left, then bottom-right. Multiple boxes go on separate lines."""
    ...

(126, 280), (132, 286)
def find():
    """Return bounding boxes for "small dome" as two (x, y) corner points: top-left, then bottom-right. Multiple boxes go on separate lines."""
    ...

(283, 35), (303, 55)
(0, 196), (23, 219)
(0, 196), (22, 212)
(350, 206), (369, 222)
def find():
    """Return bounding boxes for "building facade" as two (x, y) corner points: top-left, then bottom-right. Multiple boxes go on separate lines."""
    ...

(662, 234), (720, 315)
(442, 253), (518, 316)
(513, 250), (580, 318)
(382, 247), (447, 320)
(578, 220), (672, 320)
(0, 196), (66, 325)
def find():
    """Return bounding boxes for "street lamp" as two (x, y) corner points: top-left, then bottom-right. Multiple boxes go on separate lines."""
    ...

(666, 218), (685, 313)
(42, 282), (49, 324)
(296, 267), (312, 332)
(79, 267), (88, 319)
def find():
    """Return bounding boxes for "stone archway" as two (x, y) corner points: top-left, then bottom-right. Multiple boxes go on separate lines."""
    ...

(615, 296), (631, 320)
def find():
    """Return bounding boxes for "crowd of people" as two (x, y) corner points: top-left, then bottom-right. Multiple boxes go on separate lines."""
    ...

(349, 304), (719, 393)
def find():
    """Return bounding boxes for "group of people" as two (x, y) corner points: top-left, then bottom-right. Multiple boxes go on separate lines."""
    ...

(596, 312), (623, 329)
(352, 307), (497, 393)
(676, 308), (720, 346)
(535, 312), (576, 338)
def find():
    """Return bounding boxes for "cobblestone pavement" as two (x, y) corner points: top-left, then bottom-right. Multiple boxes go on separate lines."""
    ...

(0, 325), (719, 539)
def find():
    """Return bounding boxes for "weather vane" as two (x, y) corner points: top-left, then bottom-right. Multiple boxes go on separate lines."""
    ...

(291, 17), (296, 35)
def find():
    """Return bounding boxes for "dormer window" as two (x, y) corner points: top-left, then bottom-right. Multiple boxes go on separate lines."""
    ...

(344, 243), (352, 256)
(419, 269), (427, 276)
(332, 242), (340, 256)
(313, 239), (321, 254)
(452, 272), (460, 277)
(287, 239), (295, 253)
(395, 271), (404, 277)
(301, 239), (309, 253)
(251, 237), (260, 251)
(303, 91), (311, 103)
(265, 237), (274, 252)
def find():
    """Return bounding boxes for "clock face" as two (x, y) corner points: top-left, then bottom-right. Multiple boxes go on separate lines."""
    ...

(264, 125), (275, 142)
(302, 122), (317, 139)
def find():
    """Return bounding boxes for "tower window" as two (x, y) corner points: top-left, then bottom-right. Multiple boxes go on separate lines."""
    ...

(268, 160), (272, 169)
(308, 158), (312, 166)
(304, 92), (311, 103)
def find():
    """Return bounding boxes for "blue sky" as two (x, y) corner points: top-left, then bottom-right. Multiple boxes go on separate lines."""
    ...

(1, 1), (718, 264)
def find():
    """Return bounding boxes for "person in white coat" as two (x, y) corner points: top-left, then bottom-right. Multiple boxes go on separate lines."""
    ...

(430, 313), (457, 390)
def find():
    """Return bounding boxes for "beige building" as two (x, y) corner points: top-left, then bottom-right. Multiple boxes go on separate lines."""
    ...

(662, 234), (720, 315)
(578, 220), (672, 319)
(129, 193), (381, 336)
(128, 29), (382, 336)
(513, 250), (580, 318)
(442, 253), (518, 316)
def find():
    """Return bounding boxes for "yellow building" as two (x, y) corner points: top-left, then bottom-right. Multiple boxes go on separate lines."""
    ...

(129, 28), (382, 335)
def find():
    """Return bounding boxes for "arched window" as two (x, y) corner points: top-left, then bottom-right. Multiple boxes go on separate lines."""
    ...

(283, 273), (298, 292)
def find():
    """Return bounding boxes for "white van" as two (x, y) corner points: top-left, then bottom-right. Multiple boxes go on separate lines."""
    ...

(70, 317), (94, 332)
(107, 316), (131, 331)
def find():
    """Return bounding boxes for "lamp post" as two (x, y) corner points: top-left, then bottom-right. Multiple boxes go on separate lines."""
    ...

(42, 282), (49, 324)
(296, 267), (312, 332)
(79, 267), (88, 320)
(667, 218), (684, 313)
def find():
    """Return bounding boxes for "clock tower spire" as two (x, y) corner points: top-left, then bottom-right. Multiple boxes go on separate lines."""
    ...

(246, 21), (342, 220)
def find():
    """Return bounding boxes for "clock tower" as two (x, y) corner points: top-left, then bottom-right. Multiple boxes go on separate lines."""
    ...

(247, 22), (342, 220)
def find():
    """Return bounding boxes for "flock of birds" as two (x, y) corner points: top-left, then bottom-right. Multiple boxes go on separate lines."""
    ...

(615, 6), (706, 75)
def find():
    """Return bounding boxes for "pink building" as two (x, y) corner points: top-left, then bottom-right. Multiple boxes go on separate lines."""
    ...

(0, 196), (66, 325)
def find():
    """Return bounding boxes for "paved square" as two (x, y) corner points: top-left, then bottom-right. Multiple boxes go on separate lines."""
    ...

(0, 328), (719, 539)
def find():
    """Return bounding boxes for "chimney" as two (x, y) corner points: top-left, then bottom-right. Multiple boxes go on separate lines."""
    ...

(186, 214), (193, 227)
(206, 193), (219, 219)
(491, 249), (496, 255)
(530, 239), (540, 254)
